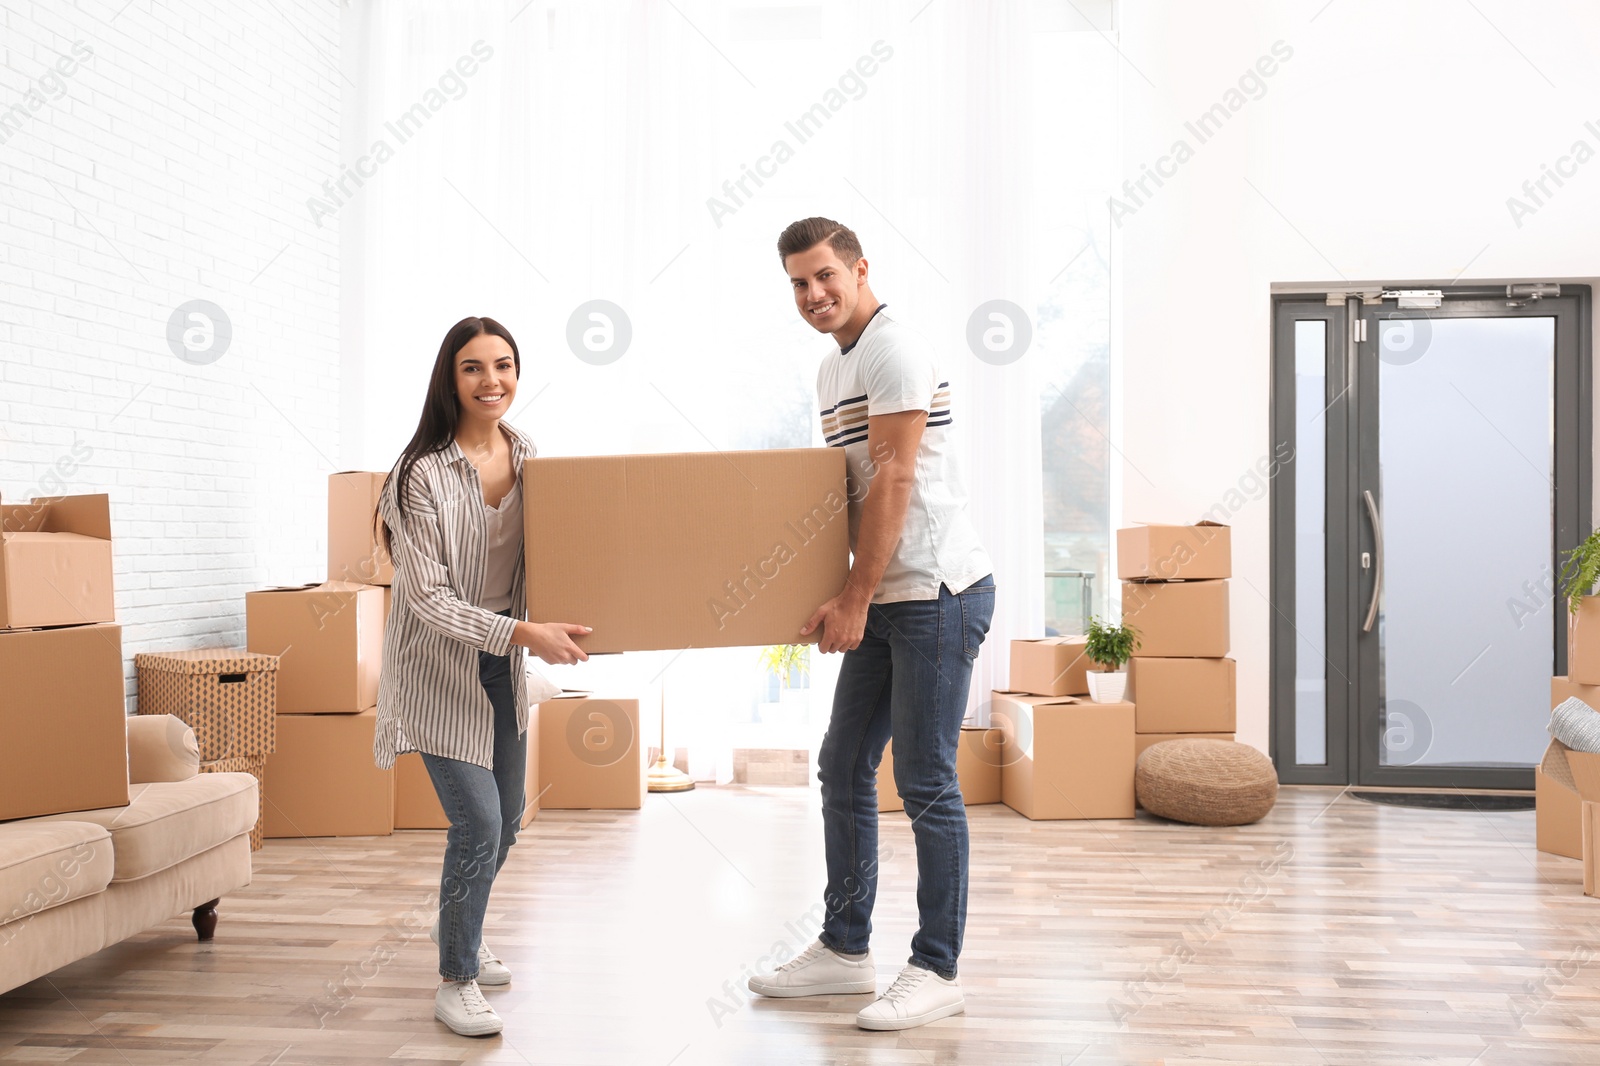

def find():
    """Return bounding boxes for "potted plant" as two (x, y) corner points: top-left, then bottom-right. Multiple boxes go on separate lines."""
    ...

(1560, 529), (1600, 615)
(1560, 530), (1600, 678)
(1083, 615), (1139, 703)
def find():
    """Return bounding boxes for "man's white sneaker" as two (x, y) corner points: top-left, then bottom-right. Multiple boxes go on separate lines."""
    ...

(856, 964), (965, 1030)
(434, 979), (503, 1037)
(430, 919), (512, 986)
(747, 939), (877, 998)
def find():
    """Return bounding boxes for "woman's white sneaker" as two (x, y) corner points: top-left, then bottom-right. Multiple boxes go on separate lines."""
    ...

(856, 964), (964, 1030)
(434, 979), (503, 1037)
(747, 939), (877, 997)
(430, 919), (512, 986)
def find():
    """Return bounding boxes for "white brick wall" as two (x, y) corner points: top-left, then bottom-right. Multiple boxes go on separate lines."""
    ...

(0, 0), (341, 709)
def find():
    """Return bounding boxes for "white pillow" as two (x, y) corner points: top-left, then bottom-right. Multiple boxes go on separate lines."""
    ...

(1549, 696), (1600, 753)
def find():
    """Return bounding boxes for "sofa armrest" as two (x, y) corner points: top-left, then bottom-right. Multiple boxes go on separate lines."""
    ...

(126, 714), (200, 783)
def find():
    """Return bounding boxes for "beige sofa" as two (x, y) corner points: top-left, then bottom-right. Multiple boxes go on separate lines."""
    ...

(0, 715), (257, 995)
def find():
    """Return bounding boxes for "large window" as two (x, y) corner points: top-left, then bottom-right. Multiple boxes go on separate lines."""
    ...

(346, 0), (1116, 775)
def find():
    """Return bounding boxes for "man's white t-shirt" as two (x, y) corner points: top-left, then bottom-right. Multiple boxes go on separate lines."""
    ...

(817, 305), (992, 603)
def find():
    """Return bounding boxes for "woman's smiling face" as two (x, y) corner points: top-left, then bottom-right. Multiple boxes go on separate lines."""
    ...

(454, 332), (518, 426)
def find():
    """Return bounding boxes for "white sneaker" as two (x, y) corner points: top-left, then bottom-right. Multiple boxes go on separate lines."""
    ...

(434, 979), (503, 1037)
(430, 919), (512, 986)
(747, 939), (877, 998)
(856, 964), (965, 1030)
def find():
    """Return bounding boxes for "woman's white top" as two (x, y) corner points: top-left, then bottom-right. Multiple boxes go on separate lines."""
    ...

(479, 478), (523, 614)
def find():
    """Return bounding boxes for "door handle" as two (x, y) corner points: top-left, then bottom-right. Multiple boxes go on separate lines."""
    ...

(1362, 488), (1383, 633)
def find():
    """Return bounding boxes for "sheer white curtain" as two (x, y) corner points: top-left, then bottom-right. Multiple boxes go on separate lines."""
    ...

(343, 0), (1102, 772)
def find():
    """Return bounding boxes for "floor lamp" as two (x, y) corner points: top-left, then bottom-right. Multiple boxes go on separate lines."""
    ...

(647, 681), (694, 793)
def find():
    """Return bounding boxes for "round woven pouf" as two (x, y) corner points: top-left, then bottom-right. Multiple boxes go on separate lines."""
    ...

(1135, 739), (1278, 826)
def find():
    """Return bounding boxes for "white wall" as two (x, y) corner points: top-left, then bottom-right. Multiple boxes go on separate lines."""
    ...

(1115, 0), (1600, 754)
(0, 0), (341, 707)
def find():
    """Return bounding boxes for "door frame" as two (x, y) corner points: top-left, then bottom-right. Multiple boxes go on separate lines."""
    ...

(1270, 287), (1592, 788)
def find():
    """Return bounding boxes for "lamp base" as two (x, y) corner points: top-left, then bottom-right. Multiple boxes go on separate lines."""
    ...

(647, 753), (695, 793)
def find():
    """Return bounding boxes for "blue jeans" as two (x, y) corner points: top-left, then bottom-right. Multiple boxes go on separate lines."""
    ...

(420, 639), (526, 982)
(815, 575), (995, 980)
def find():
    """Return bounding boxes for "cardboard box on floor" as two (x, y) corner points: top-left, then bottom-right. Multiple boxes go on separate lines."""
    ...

(329, 472), (393, 586)
(1009, 637), (1092, 697)
(1127, 657), (1236, 733)
(263, 709), (393, 838)
(1117, 521), (1231, 581)
(0, 622), (129, 820)
(1121, 579), (1229, 658)
(1, 493), (115, 629)
(1558, 743), (1600, 897)
(1537, 677), (1599, 859)
(538, 694), (644, 810)
(394, 707), (541, 830)
(246, 581), (384, 713)
(993, 691), (1135, 820)
(524, 450), (849, 653)
(878, 727), (1003, 812)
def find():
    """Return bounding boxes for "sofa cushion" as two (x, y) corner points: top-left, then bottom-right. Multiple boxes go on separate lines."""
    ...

(24, 773), (258, 882)
(0, 822), (113, 928)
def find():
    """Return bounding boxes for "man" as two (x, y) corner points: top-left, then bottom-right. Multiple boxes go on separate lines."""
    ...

(747, 217), (995, 1031)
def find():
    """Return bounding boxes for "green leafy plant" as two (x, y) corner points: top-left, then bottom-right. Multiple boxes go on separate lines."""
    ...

(1084, 615), (1140, 671)
(759, 644), (810, 687)
(1560, 529), (1600, 614)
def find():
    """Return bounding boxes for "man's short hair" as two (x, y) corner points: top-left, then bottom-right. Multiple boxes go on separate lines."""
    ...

(777, 217), (864, 266)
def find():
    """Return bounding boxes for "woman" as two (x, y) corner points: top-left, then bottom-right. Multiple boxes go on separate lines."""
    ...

(374, 316), (589, 1038)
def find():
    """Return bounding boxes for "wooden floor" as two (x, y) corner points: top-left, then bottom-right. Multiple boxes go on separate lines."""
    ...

(2, 785), (1598, 1065)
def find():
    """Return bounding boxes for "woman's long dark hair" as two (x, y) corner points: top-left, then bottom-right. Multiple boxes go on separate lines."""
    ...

(379, 316), (521, 556)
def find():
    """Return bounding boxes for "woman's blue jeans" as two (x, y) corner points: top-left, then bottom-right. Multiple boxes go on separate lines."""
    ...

(420, 641), (525, 982)
(815, 575), (996, 980)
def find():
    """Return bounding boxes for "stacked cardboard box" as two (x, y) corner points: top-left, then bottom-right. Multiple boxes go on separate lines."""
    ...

(538, 693), (645, 810)
(0, 494), (128, 822)
(253, 477), (394, 838)
(1119, 522), (1236, 768)
(998, 637), (1136, 820)
(134, 648), (280, 849)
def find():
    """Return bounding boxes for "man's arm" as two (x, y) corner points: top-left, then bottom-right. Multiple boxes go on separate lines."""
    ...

(802, 409), (926, 653)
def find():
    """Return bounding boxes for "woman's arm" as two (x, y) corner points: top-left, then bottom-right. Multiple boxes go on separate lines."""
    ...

(383, 470), (520, 655)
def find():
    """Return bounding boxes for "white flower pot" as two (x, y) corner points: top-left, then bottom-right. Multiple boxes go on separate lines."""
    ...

(1086, 669), (1127, 703)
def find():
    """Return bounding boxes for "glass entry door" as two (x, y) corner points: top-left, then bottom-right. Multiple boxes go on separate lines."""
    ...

(1271, 290), (1590, 788)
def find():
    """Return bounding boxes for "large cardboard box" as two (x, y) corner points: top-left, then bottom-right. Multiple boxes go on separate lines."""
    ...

(0, 622), (129, 820)
(1127, 657), (1236, 733)
(1135, 731), (1236, 760)
(246, 581), (384, 713)
(878, 727), (1003, 812)
(1563, 605), (1600, 686)
(1538, 677), (1597, 858)
(1117, 521), (1231, 581)
(263, 709), (393, 837)
(0, 493), (115, 629)
(135, 648), (279, 761)
(524, 450), (850, 653)
(1010, 637), (1093, 697)
(1121, 579), (1229, 658)
(394, 710), (541, 830)
(1537, 766), (1582, 860)
(329, 472), (393, 586)
(537, 694), (644, 810)
(993, 691), (1135, 820)
(1563, 746), (1600, 896)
